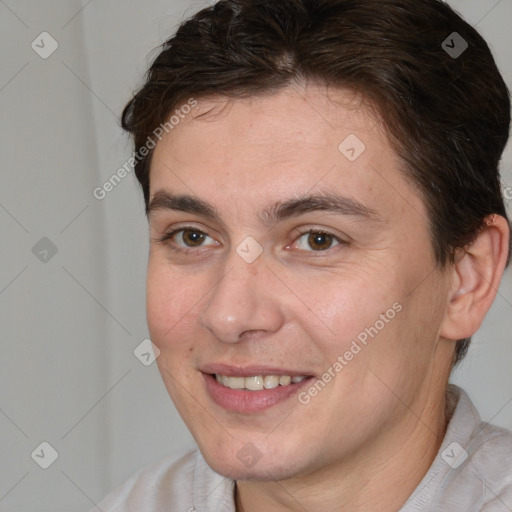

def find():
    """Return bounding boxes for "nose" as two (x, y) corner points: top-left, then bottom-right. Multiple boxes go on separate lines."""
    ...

(199, 252), (285, 343)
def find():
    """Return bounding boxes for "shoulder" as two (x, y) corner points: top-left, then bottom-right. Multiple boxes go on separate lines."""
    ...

(94, 448), (235, 512)
(403, 386), (512, 512)
(95, 449), (197, 511)
(430, 386), (512, 510)
(457, 421), (512, 509)
(446, 387), (512, 490)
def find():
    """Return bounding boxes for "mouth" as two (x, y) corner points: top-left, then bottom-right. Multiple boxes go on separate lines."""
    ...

(201, 366), (314, 413)
(214, 373), (307, 391)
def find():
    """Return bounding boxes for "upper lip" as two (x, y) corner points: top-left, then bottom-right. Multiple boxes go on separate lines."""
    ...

(200, 363), (314, 378)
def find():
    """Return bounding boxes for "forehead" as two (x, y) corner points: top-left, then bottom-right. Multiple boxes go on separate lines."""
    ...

(153, 85), (377, 169)
(149, 84), (426, 224)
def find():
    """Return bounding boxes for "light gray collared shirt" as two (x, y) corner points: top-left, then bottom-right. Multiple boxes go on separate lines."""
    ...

(95, 385), (512, 511)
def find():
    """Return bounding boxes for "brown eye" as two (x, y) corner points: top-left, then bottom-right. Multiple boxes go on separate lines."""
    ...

(159, 226), (219, 253)
(307, 232), (335, 251)
(294, 231), (340, 251)
(177, 229), (208, 247)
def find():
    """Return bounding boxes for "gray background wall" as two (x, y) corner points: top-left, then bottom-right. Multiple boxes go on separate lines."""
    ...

(0, 1), (510, 510)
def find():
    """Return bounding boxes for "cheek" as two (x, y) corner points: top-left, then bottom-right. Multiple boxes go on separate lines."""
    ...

(146, 262), (201, 350)
(294, 267), (401, 355)
(147, 267), (202, 408)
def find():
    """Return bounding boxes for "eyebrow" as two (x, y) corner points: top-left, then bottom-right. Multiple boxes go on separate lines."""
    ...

(147, 189), (383, 225)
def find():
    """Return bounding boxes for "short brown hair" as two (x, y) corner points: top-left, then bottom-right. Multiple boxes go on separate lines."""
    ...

(122, 0), (511, 366)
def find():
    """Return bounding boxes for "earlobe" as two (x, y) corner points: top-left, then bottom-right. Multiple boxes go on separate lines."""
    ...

(439, 214), (510, 341)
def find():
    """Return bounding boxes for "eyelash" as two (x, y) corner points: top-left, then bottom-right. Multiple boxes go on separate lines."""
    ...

(157, 227), (216, 254)
(157, 226), (346, 255)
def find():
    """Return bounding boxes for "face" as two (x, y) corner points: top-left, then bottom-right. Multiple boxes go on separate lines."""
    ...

(146, 84), (454, 482)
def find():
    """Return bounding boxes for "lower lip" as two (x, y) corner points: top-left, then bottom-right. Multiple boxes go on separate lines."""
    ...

(203, 373), (312, 413)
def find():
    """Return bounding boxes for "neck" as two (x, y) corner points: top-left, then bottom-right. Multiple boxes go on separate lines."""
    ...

(235, 384), (449, 512)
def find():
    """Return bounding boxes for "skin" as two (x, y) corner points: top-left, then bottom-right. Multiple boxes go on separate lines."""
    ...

(145, 83), (509, 512)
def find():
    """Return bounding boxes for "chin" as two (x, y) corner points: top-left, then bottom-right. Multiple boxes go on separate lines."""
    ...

(197, 439), (312, 482)
(205, 455), (298, 482)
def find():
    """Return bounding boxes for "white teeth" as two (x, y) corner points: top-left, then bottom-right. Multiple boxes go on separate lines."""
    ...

(279, 375), (291, 386)
(216, 374), (228, 385)
(228, 376), (245, 389)
(263, 375), (279, 389)
(245, 376), (264, 391)
(215, 374), (307, 390)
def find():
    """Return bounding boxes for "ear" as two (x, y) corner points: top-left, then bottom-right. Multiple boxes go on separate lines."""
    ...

(439, 214), (510, 340)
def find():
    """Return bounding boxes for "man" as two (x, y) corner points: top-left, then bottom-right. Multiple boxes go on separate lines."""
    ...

(95, 0), (512, 510)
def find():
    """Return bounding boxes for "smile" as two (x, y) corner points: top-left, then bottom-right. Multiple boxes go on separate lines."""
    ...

(203, 371), (313, 413)
(215, 374), (307, 391)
